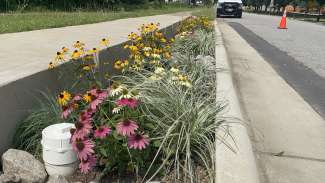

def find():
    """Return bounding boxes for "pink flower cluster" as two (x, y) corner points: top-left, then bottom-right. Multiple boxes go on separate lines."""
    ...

(116, 98), (139, 109)
(116, 119), (149, 150)
(65, 87), (149, 174)
(69, 88), (110, 173)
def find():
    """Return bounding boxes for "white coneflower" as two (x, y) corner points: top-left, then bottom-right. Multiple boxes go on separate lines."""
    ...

(112, 106), (123, 114)
(151, 53), (161, 59)
(143, 47), (152, 51)
(154, 67), (166, 75)
(119, 88), (132, 99)
(170, 67), (179, 74)
(149, 74), (161, 81)
(110, 83), (125, 97)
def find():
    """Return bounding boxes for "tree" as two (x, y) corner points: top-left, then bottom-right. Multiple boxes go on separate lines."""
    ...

(316, 0), (325, 21)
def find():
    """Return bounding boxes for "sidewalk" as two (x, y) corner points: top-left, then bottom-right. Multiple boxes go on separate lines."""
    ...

(219, 21), (325, 183)
(0, 12), (190, 86)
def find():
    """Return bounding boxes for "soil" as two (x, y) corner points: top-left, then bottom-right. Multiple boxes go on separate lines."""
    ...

(66, 166), (210, 183)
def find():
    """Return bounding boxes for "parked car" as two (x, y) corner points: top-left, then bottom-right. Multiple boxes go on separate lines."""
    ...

(216, 0), (243, 18)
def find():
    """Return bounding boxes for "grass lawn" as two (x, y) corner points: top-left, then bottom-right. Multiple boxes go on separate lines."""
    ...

(192, 6), (216, 20)
(0, 6), (213, 34)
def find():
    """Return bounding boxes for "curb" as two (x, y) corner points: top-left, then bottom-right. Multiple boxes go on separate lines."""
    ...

(214, 20), (260, 183)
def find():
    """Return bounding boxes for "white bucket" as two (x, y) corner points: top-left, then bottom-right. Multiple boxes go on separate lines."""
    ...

(42, 123), (77, 176)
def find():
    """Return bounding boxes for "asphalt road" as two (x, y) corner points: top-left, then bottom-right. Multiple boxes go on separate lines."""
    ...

(218, 12), (325, 118)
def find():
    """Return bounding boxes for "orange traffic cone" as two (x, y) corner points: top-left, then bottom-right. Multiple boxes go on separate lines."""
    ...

(278, 10), (287, 29)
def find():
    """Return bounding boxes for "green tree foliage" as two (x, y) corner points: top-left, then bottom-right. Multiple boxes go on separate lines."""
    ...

(0, 0), (157, 12)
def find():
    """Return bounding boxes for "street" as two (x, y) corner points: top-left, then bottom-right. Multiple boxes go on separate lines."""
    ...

(218, 13), (325, 183)
(219, 12), (325, 118)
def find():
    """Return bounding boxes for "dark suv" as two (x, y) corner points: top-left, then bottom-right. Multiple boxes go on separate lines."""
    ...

(216, 0), (243, 18)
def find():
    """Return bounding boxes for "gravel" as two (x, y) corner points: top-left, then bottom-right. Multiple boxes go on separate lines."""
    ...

(222, 13), (325, 78)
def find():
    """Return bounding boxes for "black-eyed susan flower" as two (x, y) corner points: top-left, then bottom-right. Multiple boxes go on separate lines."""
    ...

(48, 62), (55, 69)
(88, 47), (99, 55)
(163, 52), (171, 59)
(58, 91), (71, 106)
(100, 38), (109, 47)
(83, 92), (93, 103)
(55, 51), (65, 61)
(73, 41), (85, 49)
(62, 46), (69, 53)
(114, 60), (123, 70)
(71, 50), (81, 60)
(83, 64), (91, 71)
(121, 60), (129, 68)
(129, 45), (139, 54)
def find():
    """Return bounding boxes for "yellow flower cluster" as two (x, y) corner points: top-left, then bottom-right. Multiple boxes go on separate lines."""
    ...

(177, 16), (213, 34)
(114, 23), (172, 72)
(49, 37), (110, 70)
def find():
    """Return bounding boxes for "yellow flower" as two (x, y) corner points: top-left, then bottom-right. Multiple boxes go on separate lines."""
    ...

(114, 60), (123, 70)
(73, 41), (85, 48)
(129, 45), (138, 53)
(83, 64), (92, 71)
(62, 46), (69, 53)
(88, 47), (99, 54)
(58, 91), (71, 106)
(124, 44), (129, 49)
(164, 52), (171, 59)
(55, 51), (65, 61)
(123, 60), (129, 67)
(160, 38), (167, 43)
(83, 92), (92, 103)
(71, 50), (81, 60)
(144, 51), (150, 57)
(48, 62), (55, 69)
(100, 38), (109, 46)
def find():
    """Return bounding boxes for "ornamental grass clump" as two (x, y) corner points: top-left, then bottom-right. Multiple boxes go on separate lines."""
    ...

(119, 52), (221, 182)
(13, 92), (62, 158)
(172, 28), (216, 58)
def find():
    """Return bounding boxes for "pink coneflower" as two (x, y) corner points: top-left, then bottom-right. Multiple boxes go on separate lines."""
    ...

(72, 139), (95, 160)
(79, 155), (97, 173)
(98, 90), (108, 100)
(116, 119), (138, 136)
(89, 90), (108, 110)
(74, 120), (93, 138)
(72, 94), (82, 101)
(116, 98), (138, 109)
(79, 111), (92, 124)
(90, 98), (101, 110)
(89, 88), (99, 97)
(61, 105), (72, 119)
(94, 125), (111, 139)
(128, 134), (150, 150)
